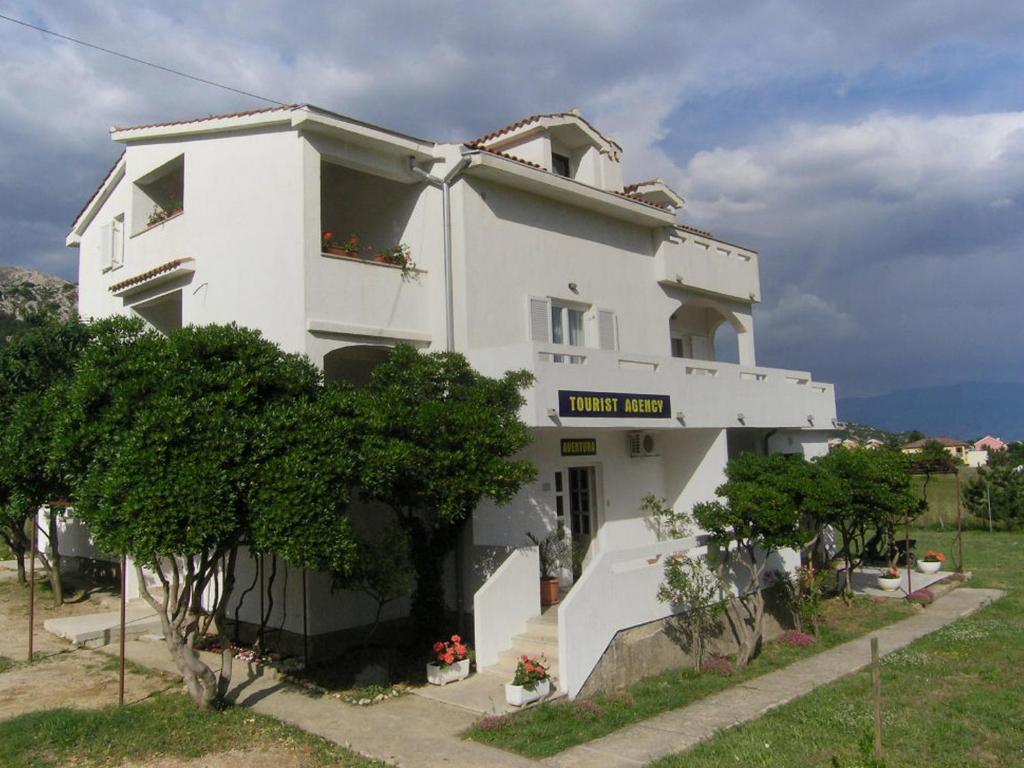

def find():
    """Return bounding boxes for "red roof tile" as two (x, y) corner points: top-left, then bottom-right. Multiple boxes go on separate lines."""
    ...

(468, 111), (622, 151)
(675, 223), (716, 239)
(112, 104), (299, 133)
(623, 178), (663, 193)
(109, 259), (190, 293)
(902, 437), (971, 449)
(70, 150), (126, 230)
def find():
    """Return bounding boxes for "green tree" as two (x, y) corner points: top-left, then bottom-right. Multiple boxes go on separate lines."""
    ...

(58, 323), (321, 708)
(657, 554), (726, 670)
(811, 447), (921, 597)
(354, 345), (535, 640)
(693, 453), (814, 665)
(0, 313), (92, 599)
(963, 443), (1024, 529)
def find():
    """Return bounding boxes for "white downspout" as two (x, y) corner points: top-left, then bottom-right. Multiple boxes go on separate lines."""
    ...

(409, 153), (472, 353)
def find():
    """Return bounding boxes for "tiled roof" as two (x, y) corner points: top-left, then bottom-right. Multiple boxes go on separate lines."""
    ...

(611, 190), (670, 211)
(468, 111), (622, 151)
(112, 104), (299, 133)
(109, 259), (190, 293)
(902, 437), (971, 449)
(623, 178), (662, 193)
(467, 145), (545, 170)
(70, 150), (126, 229)
(675, 223), (716, 239)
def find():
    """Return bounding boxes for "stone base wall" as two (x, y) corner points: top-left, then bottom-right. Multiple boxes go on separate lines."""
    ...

(578, 587), (795, 698)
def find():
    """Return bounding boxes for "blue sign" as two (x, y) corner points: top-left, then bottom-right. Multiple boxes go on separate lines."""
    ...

(558, 390), (671, 419)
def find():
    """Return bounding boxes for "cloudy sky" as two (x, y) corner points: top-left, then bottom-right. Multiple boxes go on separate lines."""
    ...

(1, 1), (1022, 397)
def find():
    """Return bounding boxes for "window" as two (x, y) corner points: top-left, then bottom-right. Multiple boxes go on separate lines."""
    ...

(98, 215), (125, 271)
(671, 337), (684, 358)
(552, 302), (585, 364)
(554, 471), (565, 531)
(552, 152), (571, 178)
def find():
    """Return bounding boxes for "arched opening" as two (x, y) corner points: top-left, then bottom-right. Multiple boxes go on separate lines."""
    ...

(323, 344), (392, 387)
(668, 298), (749, 364)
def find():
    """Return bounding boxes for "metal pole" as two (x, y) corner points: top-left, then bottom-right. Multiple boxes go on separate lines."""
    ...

(955, 471), (964, 573)
(28, 518), (36, 663)
(986, 481), (993, 533)
(904, 510), (912, 598)
(119, 554), (127, 706)
(871, 637), (883, 761)
(302, 568), (309, 668)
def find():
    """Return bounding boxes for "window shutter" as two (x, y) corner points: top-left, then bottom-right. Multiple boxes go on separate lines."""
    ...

(597, 309), (618, 351)
(529, 297), (551, 343)
(111, 220), (124, 269)
(98, 223), (113, 271)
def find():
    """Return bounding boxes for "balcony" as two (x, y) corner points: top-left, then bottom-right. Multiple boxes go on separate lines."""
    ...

(467, 342), (836, 431)
(654, 229), (761, 303)
(305, 251), (432, 345)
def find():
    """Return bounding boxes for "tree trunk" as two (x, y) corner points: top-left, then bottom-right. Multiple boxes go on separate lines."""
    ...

(46, 512), (64, 607)
(14, 548), (26, 585)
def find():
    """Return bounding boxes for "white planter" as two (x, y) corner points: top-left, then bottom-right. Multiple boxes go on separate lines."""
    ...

(877, 575), (901, 592)
(917, 560), (942, 574)
(426, 658), (470, 686)
(505, 678), (551, 707)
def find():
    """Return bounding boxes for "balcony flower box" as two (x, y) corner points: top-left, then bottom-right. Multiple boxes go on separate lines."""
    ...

(426, 658), (470, 686)
(505, 678), (551, 707)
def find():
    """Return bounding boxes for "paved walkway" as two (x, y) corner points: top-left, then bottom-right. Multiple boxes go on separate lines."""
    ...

(95, 586), (1002, 768)
(542, 587), (1004, 767)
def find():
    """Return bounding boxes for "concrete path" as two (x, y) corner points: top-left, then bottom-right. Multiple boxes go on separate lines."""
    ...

(542, 587), (1004, 767)
(96, 586), (1001, 768)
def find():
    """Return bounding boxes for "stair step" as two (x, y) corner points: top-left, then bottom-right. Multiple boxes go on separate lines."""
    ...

(511, 632), (559, 656)
(526, 615), (559, 638)
(493, 651), (559, 679)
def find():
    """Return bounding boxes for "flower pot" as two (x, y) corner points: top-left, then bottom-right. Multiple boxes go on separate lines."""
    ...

(324, 246), (355, 257)
(877, 575), (901, 591)
(426, 658), (470, 686)
(917, 560), (942, 575)
(372, 254), (393, 264)
(540, 576), (560, 606)
(505, 678), (551, 706)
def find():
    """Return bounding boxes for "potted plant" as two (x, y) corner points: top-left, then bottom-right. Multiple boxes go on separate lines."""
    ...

(425, 634), (471, 686)
(147, 197), (183, 227)
(526, 530), (569, 606)
(322, 231), (360, 257)
(372, 243), (415, 274)
(918, 550), (945, 574)
(504, 654), (551, 706)
(877, 566), (901, 591)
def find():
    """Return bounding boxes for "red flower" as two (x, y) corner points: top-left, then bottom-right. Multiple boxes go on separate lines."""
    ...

(433, 641), (444, 652)
(451, 634), (462, 644)
(443, 652), (455, 664)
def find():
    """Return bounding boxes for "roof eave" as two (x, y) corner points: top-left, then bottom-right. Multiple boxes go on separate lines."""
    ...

(463, 151), (676, 228)
(67, 159), (126, 245)
(110, 108), (297, 143)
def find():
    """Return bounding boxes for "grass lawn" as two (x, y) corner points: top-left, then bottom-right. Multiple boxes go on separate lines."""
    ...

(651, 529), (1023, 768)
(0, 692), (387, 768)
(911, 467), (984, 529)
(465, 591), (915, 758)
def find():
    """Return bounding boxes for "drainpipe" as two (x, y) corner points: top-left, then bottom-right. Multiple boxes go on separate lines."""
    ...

(409, 152), (472, 353)
(409, 152), (473, 635)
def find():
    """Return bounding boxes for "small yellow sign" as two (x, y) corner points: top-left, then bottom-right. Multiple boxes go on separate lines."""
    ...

(560, 438), (597, 456)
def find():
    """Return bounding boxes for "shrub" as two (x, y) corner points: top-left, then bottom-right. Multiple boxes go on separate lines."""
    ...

(780, 630), (817, 647)
(908, 588), (935, 606)
(574, 700), (605, 720)
(702, 655), (734, 676)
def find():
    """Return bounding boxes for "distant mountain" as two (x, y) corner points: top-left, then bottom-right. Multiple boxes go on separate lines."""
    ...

(0, 266), (78, 343)
(838, 382), (1024, 442)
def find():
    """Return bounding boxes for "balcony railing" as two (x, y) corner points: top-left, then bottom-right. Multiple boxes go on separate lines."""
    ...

(654, 231), (761, 302)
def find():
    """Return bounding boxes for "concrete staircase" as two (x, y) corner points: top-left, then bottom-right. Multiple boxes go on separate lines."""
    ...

(44, 599), (163, 648)
(481, 602), (561, 687)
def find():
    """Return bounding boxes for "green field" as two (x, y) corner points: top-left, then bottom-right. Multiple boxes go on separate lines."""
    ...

(652, 529), (1023, 767)
(0, 692), (386, 768)
(911, 467), (985, 529)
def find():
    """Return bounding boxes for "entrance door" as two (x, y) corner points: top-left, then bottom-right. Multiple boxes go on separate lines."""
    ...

(568, 466), (597, 577)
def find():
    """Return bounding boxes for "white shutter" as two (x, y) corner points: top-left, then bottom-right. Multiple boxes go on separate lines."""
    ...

(98, 223), (113, 271)
(597, 309), (618, 351)
(111, 220), (124, 269)
(529, 297), (551, 343)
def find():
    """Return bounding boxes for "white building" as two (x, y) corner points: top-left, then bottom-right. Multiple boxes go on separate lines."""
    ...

(68, 104), (836, 698)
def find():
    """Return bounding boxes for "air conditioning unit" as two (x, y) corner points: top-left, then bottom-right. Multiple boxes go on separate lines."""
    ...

(627, 432), (658, 458)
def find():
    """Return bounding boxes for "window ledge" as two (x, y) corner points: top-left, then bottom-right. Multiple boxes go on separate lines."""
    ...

(130, 210), (183, 239)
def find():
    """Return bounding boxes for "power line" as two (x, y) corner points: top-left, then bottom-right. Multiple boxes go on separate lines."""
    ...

(0, 12), (286, 106)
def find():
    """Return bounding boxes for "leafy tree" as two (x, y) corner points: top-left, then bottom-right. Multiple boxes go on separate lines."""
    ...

(354, 345), (535, 640)
(811, 447), (921, 597)
(905, 429), (926, 443)
(0, 313), (92, 599)
(963, 443), (1024, 529)
(344, 527), (415, 647)
(693, 453), (814, 665)
(58, 322), (321, 708)
(657, 554), (726, 670)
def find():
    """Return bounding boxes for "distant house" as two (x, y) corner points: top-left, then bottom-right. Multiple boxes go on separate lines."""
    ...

(901, 436), (986, 467)
(974, 435), (1007, 452)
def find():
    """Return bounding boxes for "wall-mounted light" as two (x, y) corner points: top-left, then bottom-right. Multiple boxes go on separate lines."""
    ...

(807, 414), (815, 426)
(675, 411), (686, 424)
(737, 413), (746, 424)
(568, 282), (579, 294)
(547, 407), (558, 418)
